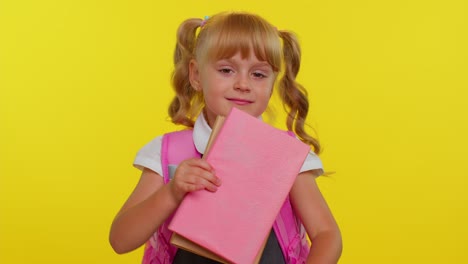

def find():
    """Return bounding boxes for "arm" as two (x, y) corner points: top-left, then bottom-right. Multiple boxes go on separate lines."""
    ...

(109, 158), (221, 254)
(289, 170), (342, 264)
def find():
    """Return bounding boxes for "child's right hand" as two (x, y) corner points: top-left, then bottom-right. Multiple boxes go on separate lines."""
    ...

(169, 158), (222, 202)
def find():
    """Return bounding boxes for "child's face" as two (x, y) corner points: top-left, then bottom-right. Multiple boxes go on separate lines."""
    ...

(190, 52), (276, 127)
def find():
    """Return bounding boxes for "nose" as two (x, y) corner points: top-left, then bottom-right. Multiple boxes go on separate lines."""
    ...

(234, 74), (251, 92)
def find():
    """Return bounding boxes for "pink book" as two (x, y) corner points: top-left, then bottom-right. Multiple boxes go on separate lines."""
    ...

(168, 107), (310, 264)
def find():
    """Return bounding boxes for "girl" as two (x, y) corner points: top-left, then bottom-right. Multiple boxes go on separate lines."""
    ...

(110, 11), (342, 264)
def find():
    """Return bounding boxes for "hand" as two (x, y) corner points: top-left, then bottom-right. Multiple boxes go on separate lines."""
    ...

(169, 158), (222, 202)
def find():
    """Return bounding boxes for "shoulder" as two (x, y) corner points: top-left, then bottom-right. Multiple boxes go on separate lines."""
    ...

(133, 130), (196, 176)
(135, 130), (194, 159)
(300, 151), (324, 176)
(287, 132), (324, 176)
(133, 135), (164, 175)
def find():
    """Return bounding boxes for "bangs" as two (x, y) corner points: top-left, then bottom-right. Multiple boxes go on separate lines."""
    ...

(195, 13), (282, 72)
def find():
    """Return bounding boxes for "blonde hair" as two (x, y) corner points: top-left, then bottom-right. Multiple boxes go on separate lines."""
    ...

(169, 12), (321, 154)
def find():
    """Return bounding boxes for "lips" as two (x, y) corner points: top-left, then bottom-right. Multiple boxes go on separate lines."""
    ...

(227, 98), (253, 105)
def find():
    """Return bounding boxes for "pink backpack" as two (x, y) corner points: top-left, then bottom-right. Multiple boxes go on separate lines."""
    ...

(142, 130), (310, 264)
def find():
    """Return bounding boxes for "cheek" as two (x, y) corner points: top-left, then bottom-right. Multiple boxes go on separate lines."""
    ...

(258, 89), (273, 107)
(264, 83), (275, 97)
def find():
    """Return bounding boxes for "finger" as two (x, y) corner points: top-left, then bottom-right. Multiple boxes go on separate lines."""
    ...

(194, 168), (222, 187)
(203, 181), (219, 192)
(192, 177), (220, 192)
(175, 169), (209, 189)
(185, 158), (214, 172)
(184, 183), (205, 193)
(183, 181), (217, 193)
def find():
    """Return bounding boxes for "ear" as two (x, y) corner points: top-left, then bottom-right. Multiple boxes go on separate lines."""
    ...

(189, 59), (201, 91)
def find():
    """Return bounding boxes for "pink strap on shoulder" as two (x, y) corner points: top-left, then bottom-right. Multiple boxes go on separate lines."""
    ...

(143, 129), (201, 264)
(161, 129), (200, 183)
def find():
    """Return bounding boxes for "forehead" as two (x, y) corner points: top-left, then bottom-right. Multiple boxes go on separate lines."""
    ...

(200, 37), (281, 72)
(195, 14), (282, 71)
(213, 52), (272, 68)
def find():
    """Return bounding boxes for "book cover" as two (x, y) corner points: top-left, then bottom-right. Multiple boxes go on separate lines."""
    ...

(168, 107), (310, 264)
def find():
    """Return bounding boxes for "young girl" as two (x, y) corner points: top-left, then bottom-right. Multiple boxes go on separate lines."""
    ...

(110, 11), (342, 264)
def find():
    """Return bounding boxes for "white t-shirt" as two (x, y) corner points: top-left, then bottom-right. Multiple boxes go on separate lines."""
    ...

(133, 114), (324, 177)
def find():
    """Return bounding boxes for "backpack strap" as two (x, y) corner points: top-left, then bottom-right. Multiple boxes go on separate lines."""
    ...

(273, 198), (310, 263)
(161, 129), (201, 183)
(273, 131), (311, 263)
(143, 129), (201, 264)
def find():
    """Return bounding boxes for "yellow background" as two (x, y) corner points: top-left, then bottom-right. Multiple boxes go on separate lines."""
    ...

(1, 0), (467, 263)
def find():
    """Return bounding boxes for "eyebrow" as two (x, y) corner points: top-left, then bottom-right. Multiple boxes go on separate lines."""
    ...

(216, 58), (272, 68)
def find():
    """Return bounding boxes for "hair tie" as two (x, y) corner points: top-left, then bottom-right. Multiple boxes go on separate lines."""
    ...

(201, 16), (209, 27)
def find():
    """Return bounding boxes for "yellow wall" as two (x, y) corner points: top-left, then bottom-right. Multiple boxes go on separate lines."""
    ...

(1, 0), (467, 263)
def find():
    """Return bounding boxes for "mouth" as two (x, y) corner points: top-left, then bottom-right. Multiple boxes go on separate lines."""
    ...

(227, 98), (253, 106)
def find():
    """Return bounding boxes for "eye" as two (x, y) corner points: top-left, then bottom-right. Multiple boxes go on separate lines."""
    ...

(252, 71), (267, 78)
(218, 68), (233, 74)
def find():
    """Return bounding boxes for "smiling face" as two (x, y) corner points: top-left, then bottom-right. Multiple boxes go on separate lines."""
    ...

(189, 52), (276, 127)
(187, 13), (282, 127)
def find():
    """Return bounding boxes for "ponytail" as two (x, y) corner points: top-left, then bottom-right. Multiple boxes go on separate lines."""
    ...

(278, 30), (321, 154)
(169, 18), (204, 127)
